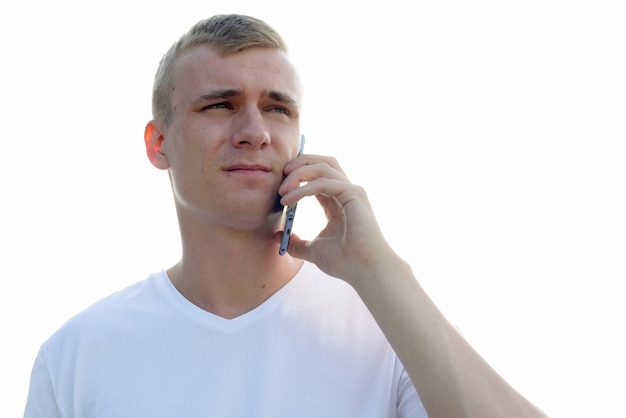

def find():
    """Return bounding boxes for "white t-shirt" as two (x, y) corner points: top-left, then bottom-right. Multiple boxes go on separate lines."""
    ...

(24, 262), (427, 418)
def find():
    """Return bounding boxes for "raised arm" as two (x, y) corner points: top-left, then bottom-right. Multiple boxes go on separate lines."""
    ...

(278, 154), (547, 418)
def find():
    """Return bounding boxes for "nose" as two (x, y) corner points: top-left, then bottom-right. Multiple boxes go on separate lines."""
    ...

(230, 107), (271, 149)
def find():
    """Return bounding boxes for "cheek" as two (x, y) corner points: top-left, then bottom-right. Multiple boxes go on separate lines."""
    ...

(165, 122), (225, 182)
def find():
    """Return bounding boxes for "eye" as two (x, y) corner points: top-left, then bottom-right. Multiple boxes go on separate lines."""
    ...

(202, 102), (232, 111)
(267, 106), (290, 115)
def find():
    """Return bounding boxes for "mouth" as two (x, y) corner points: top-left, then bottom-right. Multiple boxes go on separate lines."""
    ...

(224, 164), (272, 175)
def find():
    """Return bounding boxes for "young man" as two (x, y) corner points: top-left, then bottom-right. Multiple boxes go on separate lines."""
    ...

(24, 14), (546, 418)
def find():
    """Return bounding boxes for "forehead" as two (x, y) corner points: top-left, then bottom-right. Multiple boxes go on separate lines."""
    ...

(170, 44), (302, 105)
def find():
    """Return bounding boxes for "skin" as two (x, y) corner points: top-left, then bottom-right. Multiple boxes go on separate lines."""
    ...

(144, 44), (547, 418)
(145, 45), (304, 318)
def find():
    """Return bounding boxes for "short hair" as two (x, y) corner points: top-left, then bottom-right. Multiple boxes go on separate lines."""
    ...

(151, 14), (288, 125)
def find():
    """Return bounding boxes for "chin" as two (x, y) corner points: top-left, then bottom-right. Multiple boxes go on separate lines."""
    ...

(222, 196), (284, 230)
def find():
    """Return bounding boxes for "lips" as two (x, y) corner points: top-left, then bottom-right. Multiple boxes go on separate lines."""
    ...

(225, 164), (270, 171)
(224, 164), (272, 175)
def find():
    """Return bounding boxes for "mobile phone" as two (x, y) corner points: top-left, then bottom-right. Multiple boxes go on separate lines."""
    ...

(279, 134), (305, 255)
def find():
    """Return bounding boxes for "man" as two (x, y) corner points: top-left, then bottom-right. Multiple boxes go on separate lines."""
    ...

(24, 14), (546, 418)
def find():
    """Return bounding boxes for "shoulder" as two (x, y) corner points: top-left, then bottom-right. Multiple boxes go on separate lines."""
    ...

(40, 272), (167, 353)
(294, 261), (364, 303)
(285, 262), (381, 328)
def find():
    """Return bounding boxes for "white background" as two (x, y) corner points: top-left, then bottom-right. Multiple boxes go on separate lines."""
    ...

(2, 1), (625, 417)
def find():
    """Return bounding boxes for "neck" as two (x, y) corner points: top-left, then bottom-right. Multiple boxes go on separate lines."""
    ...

(167, 215), (303, 319)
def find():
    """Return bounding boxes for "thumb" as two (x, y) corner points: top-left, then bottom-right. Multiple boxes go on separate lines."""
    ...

(284, 232), (312, 261)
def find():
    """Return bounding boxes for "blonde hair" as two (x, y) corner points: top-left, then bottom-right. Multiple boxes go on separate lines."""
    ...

(151, 14), (288, 125)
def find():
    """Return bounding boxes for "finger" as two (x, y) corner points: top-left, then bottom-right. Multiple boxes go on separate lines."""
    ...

(281, 177), (365, 209)
(283, 232), (312, 261)
(280, 160), (349, 197)
(283, 154), (347, 177)
(316, 194), (344, 220)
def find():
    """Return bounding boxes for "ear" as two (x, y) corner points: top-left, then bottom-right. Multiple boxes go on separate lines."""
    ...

(144, 120), (170, 170)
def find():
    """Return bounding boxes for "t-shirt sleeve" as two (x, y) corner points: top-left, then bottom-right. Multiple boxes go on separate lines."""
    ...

(397, 368), (429, 418)
(23, 350), (64, 418)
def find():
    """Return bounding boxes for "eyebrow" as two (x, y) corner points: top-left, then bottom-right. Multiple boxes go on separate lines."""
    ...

(266, 90), (299, 108)
(194, 88), (241, 104)
(193, 88), (299, 108)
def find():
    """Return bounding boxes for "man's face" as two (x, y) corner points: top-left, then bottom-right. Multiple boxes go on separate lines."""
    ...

(159, 45), (302, 230)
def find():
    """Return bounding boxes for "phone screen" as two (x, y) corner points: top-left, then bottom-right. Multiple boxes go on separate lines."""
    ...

(279, 134), (305, 255)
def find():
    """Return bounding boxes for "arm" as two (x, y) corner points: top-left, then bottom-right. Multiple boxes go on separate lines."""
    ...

(278, 154), (547, 418)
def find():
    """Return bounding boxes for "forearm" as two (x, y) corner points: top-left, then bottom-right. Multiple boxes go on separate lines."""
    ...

(282, 153), (545, 416)
(348, 252), (547, 418)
